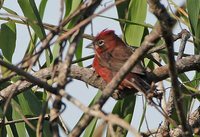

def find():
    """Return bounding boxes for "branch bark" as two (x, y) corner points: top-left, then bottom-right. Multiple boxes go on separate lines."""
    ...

(152, 106), (200, 137)
(0, 55), (199, 104)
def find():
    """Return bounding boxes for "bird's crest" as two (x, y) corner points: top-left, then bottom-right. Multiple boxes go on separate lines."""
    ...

(95, 29), (115, 40)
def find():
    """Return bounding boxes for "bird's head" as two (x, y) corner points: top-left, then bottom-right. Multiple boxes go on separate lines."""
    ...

(93, 29), (117, 53)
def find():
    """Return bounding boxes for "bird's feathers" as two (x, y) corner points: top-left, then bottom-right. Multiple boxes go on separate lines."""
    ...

(92, 29), (149, 93)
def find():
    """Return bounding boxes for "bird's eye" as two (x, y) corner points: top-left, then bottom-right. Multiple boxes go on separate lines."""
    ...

(97, 40), (104, 47)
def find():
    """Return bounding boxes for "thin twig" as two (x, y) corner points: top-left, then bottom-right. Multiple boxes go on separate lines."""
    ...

(0, 115), (50, 126)
(160, 28), (191, 137)
(36, 96), (51, 137)
(50, 95), (62, 137)
(57, 0), (126, 42)
(147, 0), (192, 136)
(108, 123), (116, 137)
(0, 54), (199, 104)
(69, 12), (166, 137)
(49, 1), (105, 136)
(11, 101), (36, 130)
(28, 0), (103, 68)
(177, 29), (191, 60)
(0, 54), (198, 104)
(0, 59), (58, 96)
(60, 89), (140, 137)
(0, 13), (94, 41)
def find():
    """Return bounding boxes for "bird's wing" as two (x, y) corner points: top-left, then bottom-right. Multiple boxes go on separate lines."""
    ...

(101, 45), (145, 75)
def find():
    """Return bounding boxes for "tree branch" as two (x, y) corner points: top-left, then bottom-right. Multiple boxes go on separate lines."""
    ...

(0, 55), (199, 103)
(148, 1), (192, 135)
(68, 0), (185, 135)
(151, 106), (200, 137)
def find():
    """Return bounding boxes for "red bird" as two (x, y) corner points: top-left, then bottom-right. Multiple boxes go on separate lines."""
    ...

(90, 29), (149, 94)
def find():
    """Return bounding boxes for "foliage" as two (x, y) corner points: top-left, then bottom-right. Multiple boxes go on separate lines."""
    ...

(0, 0), (199, 137)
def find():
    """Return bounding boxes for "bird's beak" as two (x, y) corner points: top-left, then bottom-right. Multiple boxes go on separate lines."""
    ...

(85, 43), (94, 49)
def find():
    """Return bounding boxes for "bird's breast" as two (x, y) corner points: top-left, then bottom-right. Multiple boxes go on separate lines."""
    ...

(92, 56), (113, 83)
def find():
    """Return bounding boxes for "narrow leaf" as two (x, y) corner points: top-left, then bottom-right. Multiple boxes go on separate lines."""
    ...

(64, 0), (83, 66)
(83, 118), (98, 137)
(138, 98), (147, 132)
(107, 95), (136, 137)
(17, 0), (46, 39)
(187, 0), (200, 51)
(75, 40), (83, 67)
(83, 91), (102, 137)
(2, 7), (17, 15)
(124, 0), (147, 46)
(39, 0), (47, 18)
(115, 0), (130, 29)
(0, 21), (16, 62)
(15, 90), (52, 137)
(11, 100), (27, 137)
(64, 0), (82, 17)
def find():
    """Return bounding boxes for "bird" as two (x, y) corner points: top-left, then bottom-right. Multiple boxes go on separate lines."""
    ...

(88, 29), (150, 95)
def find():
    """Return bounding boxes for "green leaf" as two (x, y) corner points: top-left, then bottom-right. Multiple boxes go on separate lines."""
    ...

(83, 118), (98, 137)
(179, 71), (200, 102)
(179, 73), (195, 88)
(123, 0), (147, 46)
(64, 0), (83, 66)
(2, 7), (17, 15)
(0, 107), (7, 136)
(39, 0), (47, 18)
(82, 91), (102, 137)
(17, 0), (46, 40)
(88, 91), (102, 106)
(183, 84), (200, 93)
(138, 98), (147, 132)
(193, 72), (200, 91)
(98, 15), (153, 29)
(144, 58), (155, 69)
(187, 0), (200, 51)
(15, 90), (42, 116)
(64, 0), (82, 17)
(107, 94), (136, 137)
(24, 0), (49, 66)
(115, 0), (130, 29)
(2, 106), (19, 136)
(39, 0), (51, 68)
(65, 0), (72, 17)
(45, 49), (52, 67)
(168, 86), (192, 127)
(51, 43), (60, 66)
(11, 100), (27, 137)
(0, 0), (4, 9)
(15, 90), (52, 137)
(75, 39), (83, 67)
(5, 123), (14, 137)
(24, 35), (37, 59)
(0, 21), (16, 62)
(64, 0), (82, 28)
